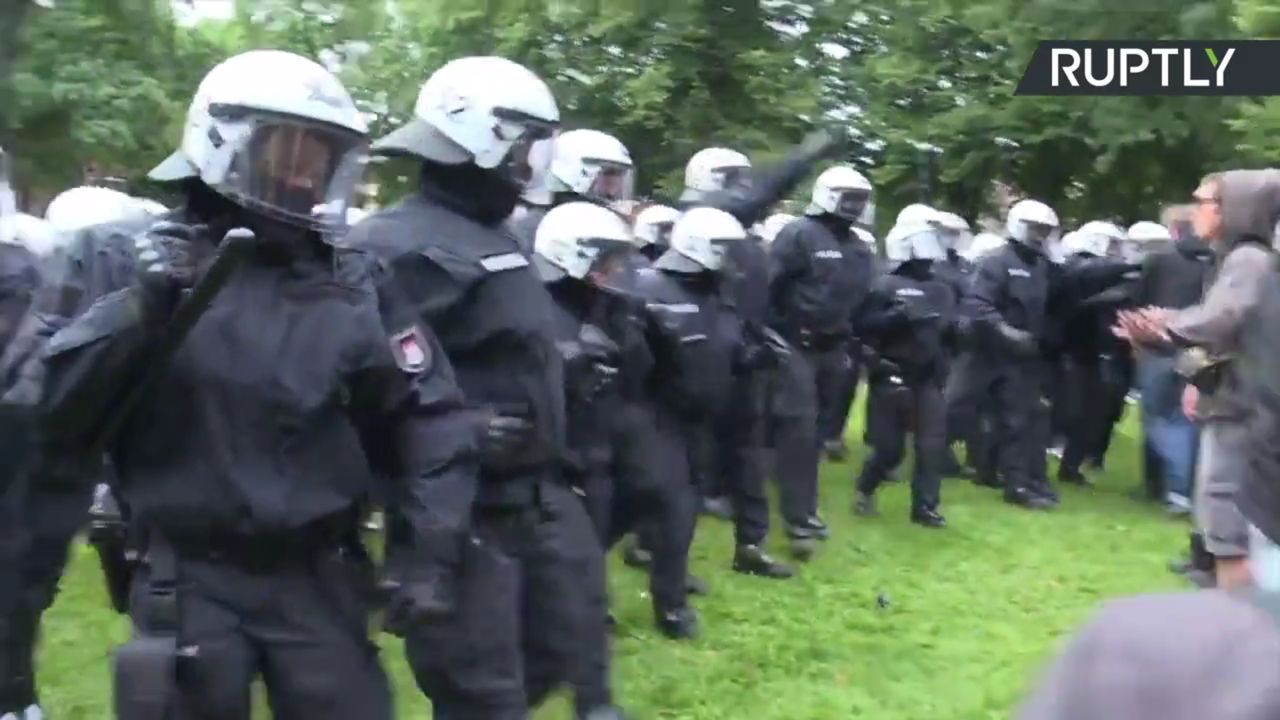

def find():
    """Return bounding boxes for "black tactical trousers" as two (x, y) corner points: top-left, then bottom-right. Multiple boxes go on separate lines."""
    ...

(856, 378), (947, 511)
(691, 372), (770, 546)
(770, 350), (823, 527)
(610, 406), (697, 614)
(406, 481), (610, 720)
(945, 352), (1000, 482)
(0, 473), (90, 714)
(991, 359), (1053, 496)
(126, 540), (391, 720)
(1060, 357), (1107, 475)
(821, 347), (861, 445)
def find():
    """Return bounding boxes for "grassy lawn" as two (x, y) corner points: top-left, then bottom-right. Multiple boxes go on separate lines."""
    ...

(36, 410), (1185, 719)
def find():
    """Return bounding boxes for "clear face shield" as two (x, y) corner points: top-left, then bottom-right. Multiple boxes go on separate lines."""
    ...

(908, 228), (948, 262)
(493, 109), (558, 191)
(217, 110), (369, 232)
(713, 165), (753, 194)
(583, 160), (635, 204)
(583, 238), (639, 296)
(1019, 220), (1058, 250)
(833, 189), (871, 221)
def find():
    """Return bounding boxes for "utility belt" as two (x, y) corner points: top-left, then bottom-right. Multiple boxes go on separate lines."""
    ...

(786, 327), (848, 353)
(111, 512), (361, 719)
(162, 512), (356, 574)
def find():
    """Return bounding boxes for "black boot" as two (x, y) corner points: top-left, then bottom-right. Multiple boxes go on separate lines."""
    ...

(733, 544), (795, 579)
(656, 607), (700, 640)
(795, 514), (829, 540)
(1004, 486), (1054, 510)
(911, 507), (947, 529)
(854, 491), (879, 517)
(1057, 467), (1093, 487)
(823, 439), (849, 462)
(622, 541), (652, 569)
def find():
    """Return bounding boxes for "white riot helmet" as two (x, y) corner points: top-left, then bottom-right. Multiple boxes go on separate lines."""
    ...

(666, 207), (747, 271)
(1128, 221), (1173, 243)
(1069, 220), (1126, 257)
(632, 204), (681, 250)
(0, 145), (15, 246)
(935, 210), (972, 252)
(545, 129), (634, 205)
(533, 201), (634, 284)
(1126, 220), (1174, 262)
(896, 203), (939, 227)
(961, 232), (1008, 261)
(681, 147), (752, 203)
(806, 165), (872, 221)
(44, 186), (165, 234)
(885, 218), (946, 263)
(759, 213), (797, 245)
(373, 56), (559, 189)
(3, 214), (65, 257)
(1005, 199), (1060, 251)
(149, 50), (369, 232)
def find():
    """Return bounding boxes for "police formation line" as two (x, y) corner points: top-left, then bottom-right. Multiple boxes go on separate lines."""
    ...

(0, 50), (1164, 720)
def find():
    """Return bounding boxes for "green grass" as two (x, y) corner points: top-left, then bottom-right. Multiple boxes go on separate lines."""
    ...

(36, 408), (1184, 719)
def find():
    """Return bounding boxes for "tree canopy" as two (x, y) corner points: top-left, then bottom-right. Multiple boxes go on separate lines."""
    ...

(2, 0), (1264, 228)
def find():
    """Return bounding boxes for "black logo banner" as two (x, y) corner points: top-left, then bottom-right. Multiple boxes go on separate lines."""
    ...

(1015, 40), (1280, 96)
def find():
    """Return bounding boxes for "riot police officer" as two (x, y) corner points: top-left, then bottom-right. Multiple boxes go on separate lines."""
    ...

(853, 216), (956, 527)
(0, 184), (161, 720)
(767, 164), (876, 552)
(633, 204), (680, 263)
(967, 200), (1063, 509)
(675, 136), (845, 558)
(18, 50), (480, 719)
(0, 149), (60, 720)
(533, 201), (637, 717)
(347, 56), (616, 718)
(508, 128), (635, 250)
(634, 206), (786, 636)
(969, 201), (1134, 510)
(1056, 222), (1134, 485)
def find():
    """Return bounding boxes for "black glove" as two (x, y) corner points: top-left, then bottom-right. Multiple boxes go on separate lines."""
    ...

(996, 322), (1039, 359)
(132, 221), (206, 322)
(908, 311), (943, 326)
(800, 125), (850, 160)
(480, 406), (542, 472)
(381, 563), (457, 635)
(760, 327), (793, 360)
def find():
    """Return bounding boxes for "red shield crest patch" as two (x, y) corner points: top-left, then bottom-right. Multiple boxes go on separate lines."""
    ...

(390, 326), (431, 373)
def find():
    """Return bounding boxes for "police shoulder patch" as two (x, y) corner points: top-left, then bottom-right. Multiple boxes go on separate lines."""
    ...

(479, 252), (530, 273)
(389, 326), (432, 373)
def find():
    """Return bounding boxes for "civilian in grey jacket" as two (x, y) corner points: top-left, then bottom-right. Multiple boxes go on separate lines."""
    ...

(1118, 169), (1278, 589)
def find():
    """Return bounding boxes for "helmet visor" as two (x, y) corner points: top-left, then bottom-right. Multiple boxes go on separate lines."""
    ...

(494, 111), (558, 191)
(1020, 220), (1057, 248)
(583, 238), (637, 294)
(908, 229), (947, 261)
(714, 166), (753, 193)
(586, 161), (635, 203)
(227, 116), (368, 231)
(834, 189), (870, 220)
